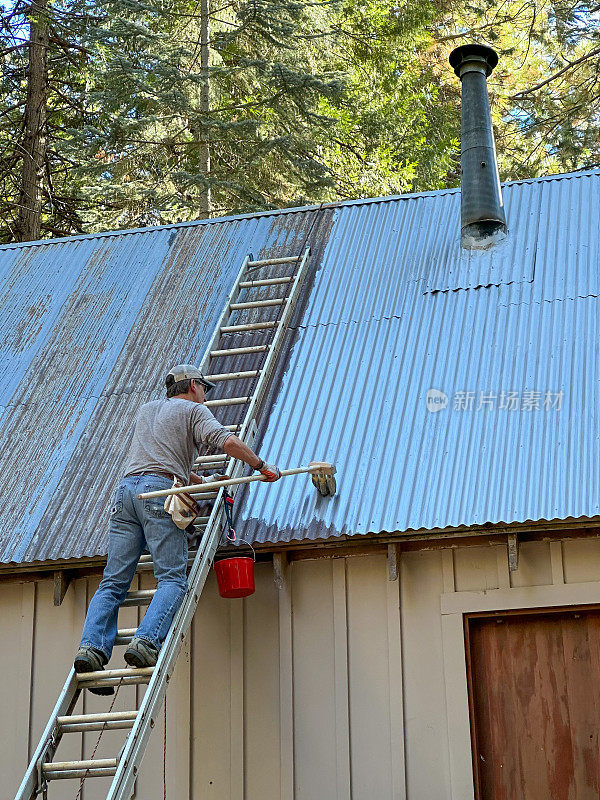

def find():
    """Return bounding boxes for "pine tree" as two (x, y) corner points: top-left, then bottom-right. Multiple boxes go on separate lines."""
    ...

(62, 0), (350, 230)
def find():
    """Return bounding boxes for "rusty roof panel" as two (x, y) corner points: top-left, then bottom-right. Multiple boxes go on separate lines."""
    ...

(0, 209), (332, 563)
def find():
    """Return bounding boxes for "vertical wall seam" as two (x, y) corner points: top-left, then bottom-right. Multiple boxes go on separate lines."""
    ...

(230, 599), (245, 799)
(22, 582), (36, 765)
(386, 561), (407, 799)
(332, 558), (351, 800)
(278, 560), (294, 800)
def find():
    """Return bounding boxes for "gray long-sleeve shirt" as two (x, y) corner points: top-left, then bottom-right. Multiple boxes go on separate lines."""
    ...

(123, 398), (233, 483)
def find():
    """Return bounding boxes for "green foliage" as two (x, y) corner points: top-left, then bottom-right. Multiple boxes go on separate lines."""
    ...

(2, 0), (600, 241)
(435, 1), (600, 179)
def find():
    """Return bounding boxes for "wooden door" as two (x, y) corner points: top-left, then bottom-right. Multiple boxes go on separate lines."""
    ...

(466, 606), (600, 799)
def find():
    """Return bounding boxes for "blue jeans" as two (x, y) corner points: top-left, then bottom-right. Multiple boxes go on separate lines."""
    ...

(80, 474), (188, 661)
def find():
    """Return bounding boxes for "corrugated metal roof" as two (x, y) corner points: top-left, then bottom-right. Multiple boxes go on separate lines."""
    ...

(239, 171), (600, 543)
(1, 170), (599, 563)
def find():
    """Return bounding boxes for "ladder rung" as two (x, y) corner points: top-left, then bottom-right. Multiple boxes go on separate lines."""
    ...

(229, 298), (285, 310)
(58, 711), (138, 725)
(121, 588), (156, 606)
(44, 758), (117, 773)
(247, 256), (300, 267)
(239, 276), (294, 288)
(210, 345), (267, 357)
(224, 424), (241, 432)
(60, 720), (135, 732)
(114, 627), (136, 644)
(195, 463), (227, 471)
(77, 667), (154, 682)
(205, 396), (250, 407)
(196, 454), (228, 463)
(137, 547), (205, 566)
(204, 370), (259, 381)
(83, 675), (152, 689)
(57, 711), (138, 733)
(135, 552), (198, 578)
(45, 767), (117, 780)
(220, 321), (278, 333)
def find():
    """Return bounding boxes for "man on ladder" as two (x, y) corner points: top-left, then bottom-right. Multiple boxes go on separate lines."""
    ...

(74, 365), (280, 688)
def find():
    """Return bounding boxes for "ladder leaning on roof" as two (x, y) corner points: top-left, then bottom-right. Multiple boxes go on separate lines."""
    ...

(15, 247), (336, 800)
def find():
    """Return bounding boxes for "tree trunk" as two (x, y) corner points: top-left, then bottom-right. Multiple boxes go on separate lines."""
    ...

(198, 0), (211, 218)
(15, 0), (49, 242)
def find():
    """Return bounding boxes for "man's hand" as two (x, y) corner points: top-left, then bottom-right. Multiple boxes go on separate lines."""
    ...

(259, 463), (281, 482)
(203, 473), (228, 484)
(189, 472), (228, 486)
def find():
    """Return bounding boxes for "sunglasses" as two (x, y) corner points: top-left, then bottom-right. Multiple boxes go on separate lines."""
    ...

(193, 377), (213, 394)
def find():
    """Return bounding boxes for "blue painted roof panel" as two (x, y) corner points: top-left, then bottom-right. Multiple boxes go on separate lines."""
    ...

(240, 288), (600, 542)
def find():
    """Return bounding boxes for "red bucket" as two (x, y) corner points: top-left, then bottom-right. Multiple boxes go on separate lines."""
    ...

(214, 556), (255, 598)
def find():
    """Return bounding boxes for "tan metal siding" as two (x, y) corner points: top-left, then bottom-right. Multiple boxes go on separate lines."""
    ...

(244, 564), (281, 800)
(31, 580), (84, 790)
(0, 583), (35, 792)
(347, 555), (402, 799)
(5, 540), (600, 800)
(453, 546), (499, 592)
(291, 559), (338, 800)
(401, 551), (451, 799)
(563, 538), (600, 583)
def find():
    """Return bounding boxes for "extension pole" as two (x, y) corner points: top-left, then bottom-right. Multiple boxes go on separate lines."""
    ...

(137, 462), (335, 500)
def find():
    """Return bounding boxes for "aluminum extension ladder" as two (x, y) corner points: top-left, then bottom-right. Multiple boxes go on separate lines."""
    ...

(15, 247), (316, 800)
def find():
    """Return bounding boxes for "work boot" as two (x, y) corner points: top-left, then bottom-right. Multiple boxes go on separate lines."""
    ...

(124, 637), (159, 668)
(74, 646), (114, 696)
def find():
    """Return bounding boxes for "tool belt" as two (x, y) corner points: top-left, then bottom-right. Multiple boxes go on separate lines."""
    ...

(163, 477), (199, 530)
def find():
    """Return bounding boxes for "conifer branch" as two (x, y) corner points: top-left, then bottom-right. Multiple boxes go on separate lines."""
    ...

(510, 46), (600, 98)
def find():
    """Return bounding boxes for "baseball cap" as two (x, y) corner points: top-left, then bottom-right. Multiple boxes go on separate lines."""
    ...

(166, 364), (216, 392)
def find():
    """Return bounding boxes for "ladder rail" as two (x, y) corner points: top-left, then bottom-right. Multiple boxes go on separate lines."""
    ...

(14, 671), (79, 800)
(17, 248), (311, 800)
(236, 247), (311, 445)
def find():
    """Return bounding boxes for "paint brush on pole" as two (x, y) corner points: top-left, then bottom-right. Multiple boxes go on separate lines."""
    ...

(138, 461), (337, 499)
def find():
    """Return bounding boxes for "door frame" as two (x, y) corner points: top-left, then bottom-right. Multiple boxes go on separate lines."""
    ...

(441, 581), (600, 800)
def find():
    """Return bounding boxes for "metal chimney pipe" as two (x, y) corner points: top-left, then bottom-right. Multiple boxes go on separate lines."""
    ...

(449, 43), (507, 248)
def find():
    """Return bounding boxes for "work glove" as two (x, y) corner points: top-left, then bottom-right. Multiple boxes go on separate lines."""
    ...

(259, 462), (281, 482)
(202, 473), (228, 485)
